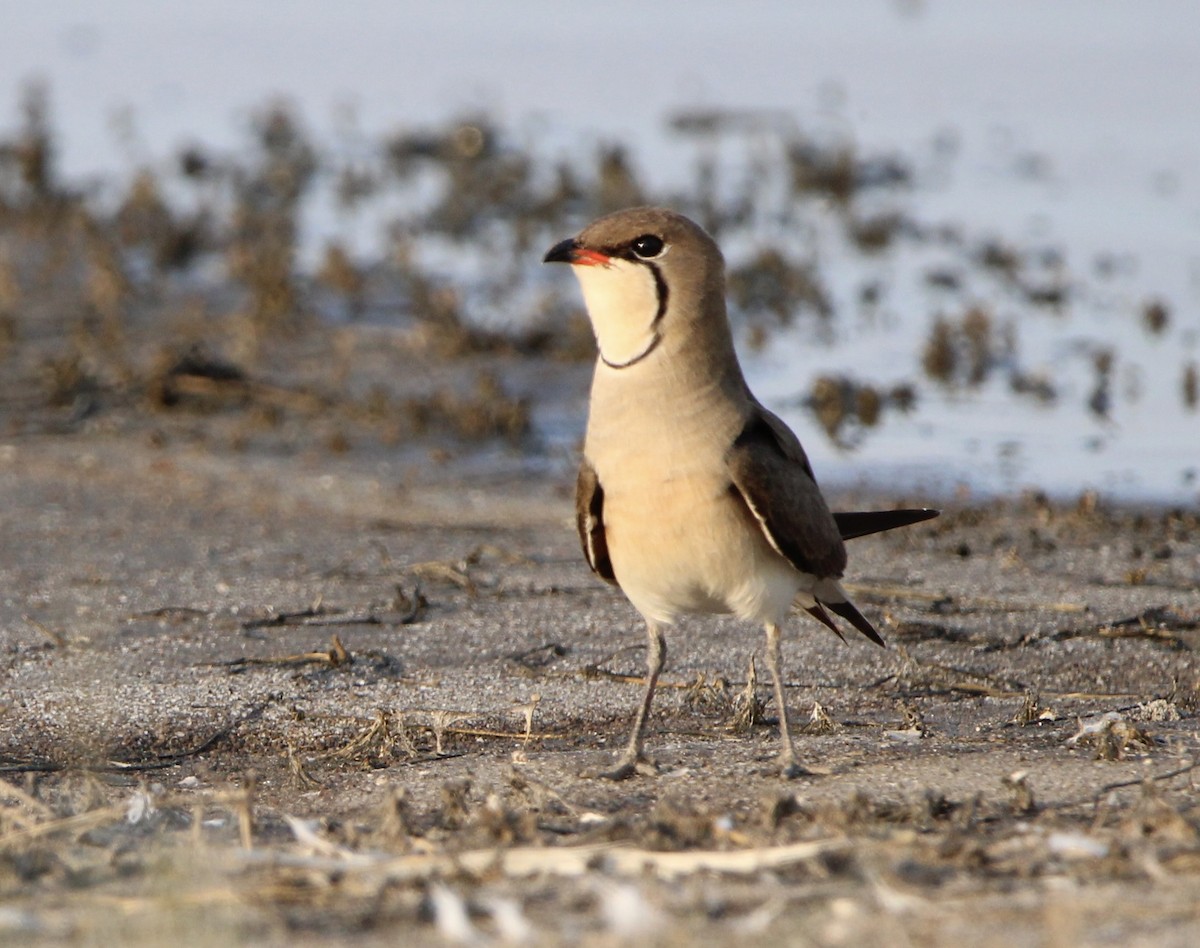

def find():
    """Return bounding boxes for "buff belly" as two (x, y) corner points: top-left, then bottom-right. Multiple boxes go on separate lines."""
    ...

(602, 473), (802, 627)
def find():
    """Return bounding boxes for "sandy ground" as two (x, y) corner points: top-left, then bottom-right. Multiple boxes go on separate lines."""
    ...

(2, 59), (1198, 943)
(2, 397), (1199, 945)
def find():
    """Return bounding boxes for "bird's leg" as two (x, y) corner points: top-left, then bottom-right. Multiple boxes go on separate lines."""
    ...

(765, 621), (806, 779)
(590, 620), (666, 780)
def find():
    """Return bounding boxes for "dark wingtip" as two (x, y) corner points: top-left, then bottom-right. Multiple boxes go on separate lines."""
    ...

(824, 599), (887, 648)
(834, 508), (940, 541)
(805, 604), (847, 643)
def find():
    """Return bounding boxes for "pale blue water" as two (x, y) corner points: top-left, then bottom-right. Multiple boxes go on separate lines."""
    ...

(3, 1), (1198, 502)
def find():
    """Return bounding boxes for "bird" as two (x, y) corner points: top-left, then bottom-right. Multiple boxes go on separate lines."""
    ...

(544, 207), (938, 779)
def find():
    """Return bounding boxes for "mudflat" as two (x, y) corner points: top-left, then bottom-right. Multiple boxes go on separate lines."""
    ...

(0, 92), (1196, 942)
(2, 391), (1198, 945)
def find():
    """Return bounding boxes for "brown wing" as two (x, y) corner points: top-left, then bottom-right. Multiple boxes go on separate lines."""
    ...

(727, 405), (902, 650)
(575, 458), (617, 585)
(725, 406), (846, 580)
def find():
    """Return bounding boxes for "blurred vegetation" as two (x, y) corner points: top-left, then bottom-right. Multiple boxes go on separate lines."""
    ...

(0, 83), (918, 452)
(0, 82), (1190, 460)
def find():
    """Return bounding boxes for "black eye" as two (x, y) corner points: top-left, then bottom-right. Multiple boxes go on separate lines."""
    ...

(630, 234), (664, 259)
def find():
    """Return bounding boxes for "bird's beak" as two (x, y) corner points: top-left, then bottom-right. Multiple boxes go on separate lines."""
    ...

(543, 238), (610, 267)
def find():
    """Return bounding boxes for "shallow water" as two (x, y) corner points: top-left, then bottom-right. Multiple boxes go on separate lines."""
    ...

(3, 2), (1198, 502)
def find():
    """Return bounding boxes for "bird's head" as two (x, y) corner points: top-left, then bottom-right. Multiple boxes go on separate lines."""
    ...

(544, 207), (725, 370)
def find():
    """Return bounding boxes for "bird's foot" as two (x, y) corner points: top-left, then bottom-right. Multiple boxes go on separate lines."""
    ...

(778, 758), (815, 780)
(582, 753), (659, 781)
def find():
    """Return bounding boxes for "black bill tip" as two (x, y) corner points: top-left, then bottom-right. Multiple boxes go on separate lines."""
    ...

(543, 237), (579, 264)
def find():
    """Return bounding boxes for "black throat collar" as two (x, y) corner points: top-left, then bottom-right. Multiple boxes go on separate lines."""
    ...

(600, 332), (662, 370)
